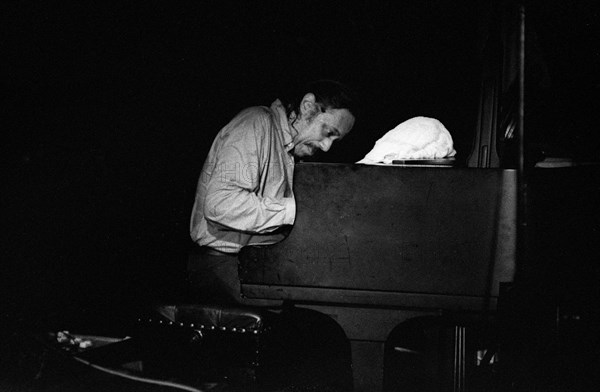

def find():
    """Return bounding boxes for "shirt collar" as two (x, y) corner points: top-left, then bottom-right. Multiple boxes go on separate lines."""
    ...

(270, 99), (296, 153)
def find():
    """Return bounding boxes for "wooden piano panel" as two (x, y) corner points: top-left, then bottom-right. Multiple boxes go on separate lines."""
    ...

(240, 163), (516, 302)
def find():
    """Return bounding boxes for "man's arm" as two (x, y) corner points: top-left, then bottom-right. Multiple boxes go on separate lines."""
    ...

(203, 111), (295, 234)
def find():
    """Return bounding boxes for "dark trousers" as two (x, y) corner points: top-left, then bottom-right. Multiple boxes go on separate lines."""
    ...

(187, 247), (242, 305)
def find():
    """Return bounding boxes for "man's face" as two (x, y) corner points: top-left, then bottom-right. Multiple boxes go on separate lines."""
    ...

(292, 103), (355, 158)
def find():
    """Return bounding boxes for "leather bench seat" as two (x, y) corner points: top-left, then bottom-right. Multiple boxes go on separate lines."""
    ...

(134, 304), (352, 391)
(150, 304), (273, 334)
(132, 304), (280, 390)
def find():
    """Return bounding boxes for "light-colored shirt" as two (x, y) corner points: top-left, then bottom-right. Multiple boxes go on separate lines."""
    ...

(190, 100), (297, 253)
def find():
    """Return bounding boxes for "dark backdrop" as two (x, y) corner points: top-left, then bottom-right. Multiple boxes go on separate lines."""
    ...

(3, 0), (598, 328)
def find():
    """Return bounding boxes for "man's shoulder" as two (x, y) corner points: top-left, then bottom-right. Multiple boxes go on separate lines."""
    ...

(235, 105), (274, 123)
(224, 106), (279, 140)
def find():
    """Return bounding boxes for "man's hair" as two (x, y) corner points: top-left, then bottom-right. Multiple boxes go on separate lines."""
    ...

(284, 79), (358, 119)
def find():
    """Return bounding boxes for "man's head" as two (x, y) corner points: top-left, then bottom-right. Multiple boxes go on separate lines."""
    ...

(286, 80), (357, 157)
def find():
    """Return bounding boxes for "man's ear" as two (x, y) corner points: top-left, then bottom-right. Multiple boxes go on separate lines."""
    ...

(299, 93), (317, 116)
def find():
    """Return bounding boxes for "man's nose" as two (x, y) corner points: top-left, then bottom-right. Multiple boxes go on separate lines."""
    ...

(320, 138), (333, 152)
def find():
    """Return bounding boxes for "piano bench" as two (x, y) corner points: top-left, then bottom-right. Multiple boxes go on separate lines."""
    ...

(136, 304), (278, 390)
(136, 304), (352, 391)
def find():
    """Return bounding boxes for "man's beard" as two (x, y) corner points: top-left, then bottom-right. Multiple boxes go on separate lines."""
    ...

(291, 109), (320, 157)
(294, 143), (317, 157)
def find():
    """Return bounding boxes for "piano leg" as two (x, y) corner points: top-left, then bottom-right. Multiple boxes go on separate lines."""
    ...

(351, 340), (385, 392)
(295, 304), (439, 392)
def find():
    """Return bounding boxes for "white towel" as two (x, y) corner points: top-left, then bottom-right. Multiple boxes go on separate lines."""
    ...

(357, 116), (456, 164)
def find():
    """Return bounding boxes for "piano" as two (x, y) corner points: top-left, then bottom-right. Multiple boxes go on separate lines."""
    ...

(239, 162), (517, 391)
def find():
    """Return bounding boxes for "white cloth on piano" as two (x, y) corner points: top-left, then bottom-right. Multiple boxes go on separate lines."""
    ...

(357, 116), (456, 164)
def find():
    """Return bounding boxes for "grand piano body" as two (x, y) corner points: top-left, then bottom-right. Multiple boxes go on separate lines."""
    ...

(237, 5), (523, 389)
(239, 162), (517, 391)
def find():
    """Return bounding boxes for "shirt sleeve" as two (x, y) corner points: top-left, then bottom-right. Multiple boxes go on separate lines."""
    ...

(203, 110), (295, 234)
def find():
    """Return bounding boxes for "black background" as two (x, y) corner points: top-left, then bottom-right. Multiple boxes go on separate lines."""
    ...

(3, 0), (599, 327)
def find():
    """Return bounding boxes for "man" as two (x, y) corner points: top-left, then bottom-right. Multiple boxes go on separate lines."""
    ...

(188, 80), (357, 304)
